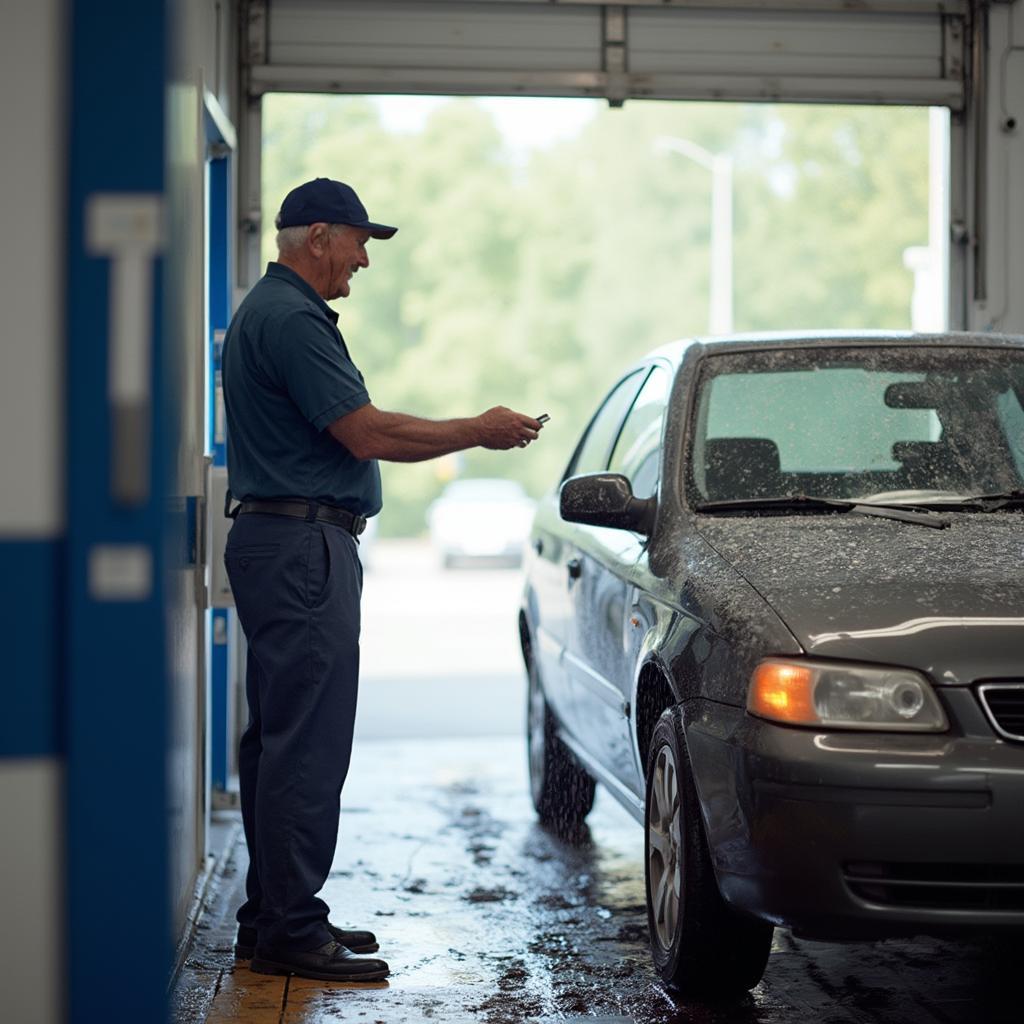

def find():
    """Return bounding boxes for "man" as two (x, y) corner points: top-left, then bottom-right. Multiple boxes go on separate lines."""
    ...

(222, 178), (541, 983)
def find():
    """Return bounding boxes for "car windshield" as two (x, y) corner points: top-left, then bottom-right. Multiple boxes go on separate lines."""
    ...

(687, 345), (1024, 506)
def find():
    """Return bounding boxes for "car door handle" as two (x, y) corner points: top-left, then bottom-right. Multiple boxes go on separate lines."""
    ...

(534, 537), (544, 555)
(566, 557), (582, 580)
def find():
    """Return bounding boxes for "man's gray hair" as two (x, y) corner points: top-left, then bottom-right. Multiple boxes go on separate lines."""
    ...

(275, 222), (350, 254)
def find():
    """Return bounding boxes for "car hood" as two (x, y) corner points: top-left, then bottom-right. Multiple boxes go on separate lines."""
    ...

(696, 512), (1024, 684)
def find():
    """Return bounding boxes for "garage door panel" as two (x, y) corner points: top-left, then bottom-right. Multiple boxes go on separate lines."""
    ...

(630, 10), (942, 76)
(270, 43), (603, 74)
(270, 1), (603, 72)
(624, 71), (958, 106)
(630, 52), (943, 82)
(249, 63), (606, 96)
(255, 0), (965, 108)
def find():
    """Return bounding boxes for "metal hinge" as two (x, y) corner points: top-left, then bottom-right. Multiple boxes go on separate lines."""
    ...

(603, 5), (628, 108)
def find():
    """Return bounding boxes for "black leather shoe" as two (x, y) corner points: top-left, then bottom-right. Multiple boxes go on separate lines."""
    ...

(250, 940), (389, 981)
(235, 923), (379, 959)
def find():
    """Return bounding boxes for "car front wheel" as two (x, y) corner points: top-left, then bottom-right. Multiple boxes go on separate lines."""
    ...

(526, 655), (595, 833)
(645, 706), (772, 996)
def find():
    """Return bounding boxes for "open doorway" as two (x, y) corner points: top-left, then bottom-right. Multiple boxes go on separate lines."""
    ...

(259, 93), (943, 742)
(177, 94), (1012, 1024)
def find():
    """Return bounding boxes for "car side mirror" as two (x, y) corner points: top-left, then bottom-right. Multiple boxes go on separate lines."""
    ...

(559, 473), (655, 535)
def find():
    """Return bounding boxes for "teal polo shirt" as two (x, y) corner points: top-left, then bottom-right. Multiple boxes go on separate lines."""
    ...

(222, 262), (382, 515)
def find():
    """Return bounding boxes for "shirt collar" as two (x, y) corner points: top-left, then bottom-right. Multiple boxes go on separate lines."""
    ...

(265, 262), (340, 324)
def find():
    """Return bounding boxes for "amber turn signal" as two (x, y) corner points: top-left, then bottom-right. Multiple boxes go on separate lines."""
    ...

(748, 661), (818, 724)
(747, 658), (947, 731)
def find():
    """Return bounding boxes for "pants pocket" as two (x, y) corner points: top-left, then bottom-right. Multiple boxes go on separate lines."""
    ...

(224, 543), (280, 574)
(305, 525), (332, 608)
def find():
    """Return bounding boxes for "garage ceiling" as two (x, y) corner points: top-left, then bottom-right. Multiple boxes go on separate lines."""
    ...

(244, 0), (969, 108)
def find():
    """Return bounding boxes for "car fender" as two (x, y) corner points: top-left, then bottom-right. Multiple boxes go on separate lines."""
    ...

(628, 605), (708, 783)
(629, 648), (675, 786)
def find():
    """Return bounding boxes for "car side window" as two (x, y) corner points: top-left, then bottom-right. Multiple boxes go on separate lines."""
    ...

(609, 366), (670, 500)
(564, 370), (647, 480)
(995, 386), (1024, 481)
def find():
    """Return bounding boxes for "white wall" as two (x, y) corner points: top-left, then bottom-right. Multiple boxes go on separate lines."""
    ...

(0, 3), (64, 1018)
(166, 0), (239, 940)
(0, 764), (63, 1024)
(968, 5), (1024, 334)
(0, 0), (64, 536)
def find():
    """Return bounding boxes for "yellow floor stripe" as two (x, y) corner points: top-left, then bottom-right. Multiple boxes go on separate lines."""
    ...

(202, 965), (393, 1024)
(204, 967), (288, 1024)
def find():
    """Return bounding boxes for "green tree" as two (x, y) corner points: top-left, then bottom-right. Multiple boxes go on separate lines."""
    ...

(734, 105), (928, 329)
(260, 94), (930, 535)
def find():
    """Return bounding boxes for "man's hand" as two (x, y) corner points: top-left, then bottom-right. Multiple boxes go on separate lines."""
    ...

(476, 406), (543, 450)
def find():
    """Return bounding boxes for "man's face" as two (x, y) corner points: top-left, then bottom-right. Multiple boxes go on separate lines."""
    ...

(325, 226), (372, 300)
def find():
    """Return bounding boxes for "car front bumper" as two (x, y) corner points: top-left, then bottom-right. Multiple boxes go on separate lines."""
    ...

(684, 696), (1024, 940)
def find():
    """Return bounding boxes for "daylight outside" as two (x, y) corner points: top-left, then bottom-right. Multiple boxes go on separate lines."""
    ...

(259, 95), (942, 741)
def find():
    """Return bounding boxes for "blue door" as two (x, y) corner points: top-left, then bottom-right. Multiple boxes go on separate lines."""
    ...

(65, 3), (181, 1020)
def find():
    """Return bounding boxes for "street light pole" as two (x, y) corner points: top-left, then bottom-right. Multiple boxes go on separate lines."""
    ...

(655, 136), (734, 335)
(708, 153), (733, 335)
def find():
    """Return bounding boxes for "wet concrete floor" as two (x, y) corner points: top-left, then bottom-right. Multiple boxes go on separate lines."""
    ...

(172, 736), (1019, 1024)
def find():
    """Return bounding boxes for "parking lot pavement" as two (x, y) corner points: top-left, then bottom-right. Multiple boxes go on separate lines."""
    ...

(173, 735), (1019, 1024)
(356, 538), (528, 740)
(359, 538), (525, 678)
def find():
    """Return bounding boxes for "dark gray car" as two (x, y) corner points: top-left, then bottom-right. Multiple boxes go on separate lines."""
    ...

(518, 332), (1024, 996)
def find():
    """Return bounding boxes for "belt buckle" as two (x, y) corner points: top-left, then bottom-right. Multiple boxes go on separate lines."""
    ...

(353, 514), (367, 537)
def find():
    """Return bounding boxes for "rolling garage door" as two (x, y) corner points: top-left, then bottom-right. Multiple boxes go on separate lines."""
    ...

(244, 0), (969, 109)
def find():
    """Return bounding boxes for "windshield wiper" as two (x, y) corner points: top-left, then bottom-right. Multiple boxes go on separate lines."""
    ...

(695, 495), (950, 529)
(950, 489), (1024, 512)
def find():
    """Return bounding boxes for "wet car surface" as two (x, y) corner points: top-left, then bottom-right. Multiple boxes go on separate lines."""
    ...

(173, 736), (1020, 1023)
(520, 332), (1024, 994)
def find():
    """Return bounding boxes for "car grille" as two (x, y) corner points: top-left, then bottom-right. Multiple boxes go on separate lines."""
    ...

(844, 861), (1024, 911)
(977, 683), (1024, 742)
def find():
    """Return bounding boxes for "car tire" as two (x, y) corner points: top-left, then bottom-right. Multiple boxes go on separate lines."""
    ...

(526, 655), (595, 833)
(644, 706), (772, 996)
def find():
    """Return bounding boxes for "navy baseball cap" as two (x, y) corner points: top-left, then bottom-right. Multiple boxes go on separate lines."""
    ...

(275, 178), (398, 239)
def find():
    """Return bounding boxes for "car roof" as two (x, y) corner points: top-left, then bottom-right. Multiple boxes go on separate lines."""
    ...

(644, 330), (1024, 371)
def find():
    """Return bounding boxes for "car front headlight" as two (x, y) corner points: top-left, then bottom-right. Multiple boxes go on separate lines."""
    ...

(748, 659), (947, 731)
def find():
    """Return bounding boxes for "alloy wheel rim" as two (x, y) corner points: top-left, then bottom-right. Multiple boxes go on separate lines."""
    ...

(648, 744), (682, 951)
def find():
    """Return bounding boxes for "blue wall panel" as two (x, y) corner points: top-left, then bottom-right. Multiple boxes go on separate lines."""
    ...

(66, 1), (172, 1021)
(208, 148), (232, 788)
(0, 540), (61, 757)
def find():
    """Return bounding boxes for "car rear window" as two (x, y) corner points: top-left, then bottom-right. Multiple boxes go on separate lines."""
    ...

(688, 345), (1024, 504)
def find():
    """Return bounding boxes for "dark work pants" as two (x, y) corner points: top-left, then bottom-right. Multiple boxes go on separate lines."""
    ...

(224, 512), (363, 952)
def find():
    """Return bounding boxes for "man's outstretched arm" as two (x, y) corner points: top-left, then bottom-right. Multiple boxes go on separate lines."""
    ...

(327, 403), (542, 463)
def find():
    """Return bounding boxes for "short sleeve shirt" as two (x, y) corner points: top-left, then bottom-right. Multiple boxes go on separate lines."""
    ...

(222, 262), (382, 515)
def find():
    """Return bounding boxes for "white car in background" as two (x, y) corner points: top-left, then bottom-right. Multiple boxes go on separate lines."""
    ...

(428, 478), (536, 568)
(357, 514), (378, 571)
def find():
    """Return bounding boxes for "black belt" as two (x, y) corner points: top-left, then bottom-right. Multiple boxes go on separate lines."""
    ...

(235, 499), (367, 537)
